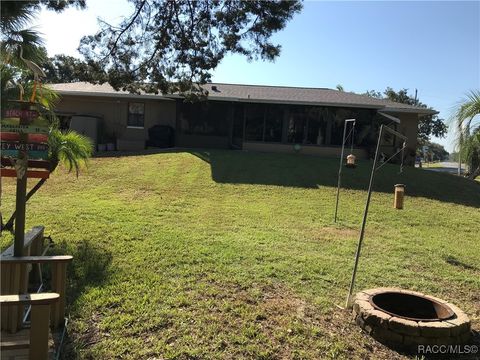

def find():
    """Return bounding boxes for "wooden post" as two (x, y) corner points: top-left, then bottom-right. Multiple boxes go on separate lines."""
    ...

(8, 263), (21, 333)
(30, 304), (51, 360)
(1, 293), (59, 359)
(14, 153), (27, 256)
(1, 263), (11, 329)
(51, 262), (67, 329)
(14, 106), (31, 257)
(394, 184), (405, 209)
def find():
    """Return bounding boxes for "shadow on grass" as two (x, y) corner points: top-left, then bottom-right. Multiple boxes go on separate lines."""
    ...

(49, 239), (113, 307)
(188, 149), (480, 208)
(47, 240), (112, 359)
(444, 256), (479, 272)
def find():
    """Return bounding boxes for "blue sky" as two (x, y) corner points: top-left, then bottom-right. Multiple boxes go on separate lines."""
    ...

(36, 1), (480, 151)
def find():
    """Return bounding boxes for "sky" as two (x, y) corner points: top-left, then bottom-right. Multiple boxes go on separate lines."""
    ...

(35, 1), (480, 152)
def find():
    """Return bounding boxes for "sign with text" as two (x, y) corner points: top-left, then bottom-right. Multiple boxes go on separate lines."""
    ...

(1, 142), (49, 159)
(0, 132), (48, 143)
(5, 109), (39, 119)
(1, 118), (49, 134)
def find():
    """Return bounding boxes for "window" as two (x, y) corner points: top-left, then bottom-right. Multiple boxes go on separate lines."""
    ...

(382, 124), (398, 147)
(306, 109), (327, 145)
(264, 106), (283, 142)
(287, 106), (308, 143)
(245, 103), (265, 141)
(128, 102), (145, 128)
(180, 101), (229, 136)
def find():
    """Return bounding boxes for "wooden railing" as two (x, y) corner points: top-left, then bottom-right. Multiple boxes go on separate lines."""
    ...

(1, 255), (73, 330)
(1, 226), (73, 331)
(1, 293), (59, 360)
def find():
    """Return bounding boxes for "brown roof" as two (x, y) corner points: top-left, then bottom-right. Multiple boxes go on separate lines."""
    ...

(49, 82), (437, 115)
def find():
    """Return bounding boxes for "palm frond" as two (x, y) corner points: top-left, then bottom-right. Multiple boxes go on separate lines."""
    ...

(0, 1), (39, 34)
(454, 90), (480, 129)
(1, 28), (46, 68)
(48, 130), (94, 176)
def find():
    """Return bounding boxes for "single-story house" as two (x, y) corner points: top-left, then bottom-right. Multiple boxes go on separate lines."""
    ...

(49, 82), (437, 164)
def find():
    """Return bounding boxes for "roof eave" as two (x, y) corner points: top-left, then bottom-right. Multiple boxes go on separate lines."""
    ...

(167, 94), (385, 109)
(54, 90), (173, 101)
(382, 107), (438, 116)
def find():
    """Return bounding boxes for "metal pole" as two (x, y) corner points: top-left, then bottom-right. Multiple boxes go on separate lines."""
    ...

(345, 125), (408, 307)
(334, 119), (355, 223)
(350, 122), (355, 154)
(458, 142), (462, 176)
(345, 125), (384, 307)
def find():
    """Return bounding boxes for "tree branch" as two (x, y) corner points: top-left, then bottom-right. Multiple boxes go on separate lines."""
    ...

(105, 0), (148, 58)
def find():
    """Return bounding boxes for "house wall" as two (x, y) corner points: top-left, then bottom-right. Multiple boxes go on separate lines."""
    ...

(55, 94), (421, 163)
(243, 142), (369, 158)
(55, 95), (176, 150)
(390, 112), (419, 165)
(176, 134), (230, 149)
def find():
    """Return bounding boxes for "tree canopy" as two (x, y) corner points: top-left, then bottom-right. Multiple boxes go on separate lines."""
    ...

(43, 54), (106, 84)
(78, 0), (302, 95)
(420, 141), (449, 161)
(362, 87), (448, 143)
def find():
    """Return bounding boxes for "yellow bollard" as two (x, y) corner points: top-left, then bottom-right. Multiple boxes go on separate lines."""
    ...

(394, 184), (405, 209)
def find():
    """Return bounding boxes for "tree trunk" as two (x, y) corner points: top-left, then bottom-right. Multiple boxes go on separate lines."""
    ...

(468, 166), (480, 180)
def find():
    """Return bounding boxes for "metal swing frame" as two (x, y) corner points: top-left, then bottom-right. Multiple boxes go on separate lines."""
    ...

(345, 124), (408, 307)
(334, 119), (356, 223)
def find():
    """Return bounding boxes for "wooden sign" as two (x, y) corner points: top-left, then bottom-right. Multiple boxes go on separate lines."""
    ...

(0, 168), (49, 179)
(1, 142), (48, 152)
(1, 157), (50, 169)
(1, 150), (48, 159)
(0, 132), (48, 143)
(1, 118), (50, 134)
(1, 142), (49, 159)
(5, 109), (39, 119)
(1, 123), (49, 134)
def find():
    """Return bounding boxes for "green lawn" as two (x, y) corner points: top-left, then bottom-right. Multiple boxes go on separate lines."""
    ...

(1, 149), (479, 359)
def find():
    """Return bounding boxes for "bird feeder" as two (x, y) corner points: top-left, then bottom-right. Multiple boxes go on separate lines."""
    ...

(394, 184), (405, 209)
(346, 154), (356, 168)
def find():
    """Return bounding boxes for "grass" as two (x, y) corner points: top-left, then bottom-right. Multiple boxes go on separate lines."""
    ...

(1, 149), (479, 359)
(421, 162), (443, 168)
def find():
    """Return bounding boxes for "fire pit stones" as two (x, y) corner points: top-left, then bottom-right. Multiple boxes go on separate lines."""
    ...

(353, 288), (471, 349)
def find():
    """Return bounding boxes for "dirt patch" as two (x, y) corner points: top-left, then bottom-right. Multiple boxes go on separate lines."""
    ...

(303, 226), (359, 242)
(62, 280), (442, 359)
(62, 312), (103, 359)
(259, 284), (407, 360)
(115, 186), (157, 201)
(194, 280), (409, 359)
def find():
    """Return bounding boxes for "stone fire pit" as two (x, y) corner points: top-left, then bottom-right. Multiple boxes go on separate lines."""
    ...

(353, 288), (471, 350)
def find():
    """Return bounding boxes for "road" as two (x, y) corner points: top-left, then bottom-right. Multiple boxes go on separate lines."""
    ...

(423, 162), (465, 175)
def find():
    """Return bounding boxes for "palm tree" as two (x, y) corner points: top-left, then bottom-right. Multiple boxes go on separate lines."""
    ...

(1, 1), (45, 68)
(1, 63), (93, 233)
(453, 90), (480, 180)
(2, 129), (93, 232)
(1, 2), (93, 233)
